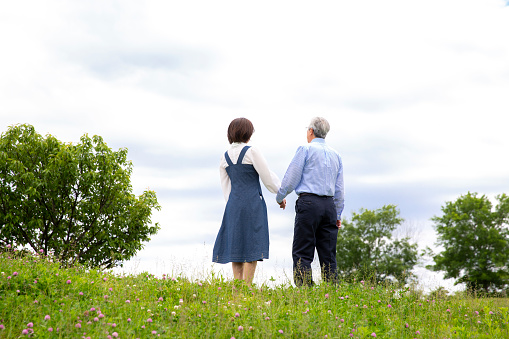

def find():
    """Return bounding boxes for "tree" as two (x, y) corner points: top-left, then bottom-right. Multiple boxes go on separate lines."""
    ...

(336, 205), (419, 284)
(0, 124), (161, 268)
(428, 192), (509, 293)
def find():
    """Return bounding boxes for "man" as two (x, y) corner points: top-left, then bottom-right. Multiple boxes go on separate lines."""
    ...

(276, 117), (344, 286)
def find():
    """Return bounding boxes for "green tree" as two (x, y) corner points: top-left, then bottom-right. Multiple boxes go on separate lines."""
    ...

(428, 192), (509, 292)
(336, 205), (419, 284)
(0, 124), (161, 268)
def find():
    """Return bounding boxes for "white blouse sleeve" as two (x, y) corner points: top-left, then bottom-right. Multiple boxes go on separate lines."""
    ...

(249, 147), (281, 194)
(219, 154), (231, 202)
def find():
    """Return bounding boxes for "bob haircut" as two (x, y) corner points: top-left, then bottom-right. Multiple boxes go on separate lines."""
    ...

(227, 118), (254, 144)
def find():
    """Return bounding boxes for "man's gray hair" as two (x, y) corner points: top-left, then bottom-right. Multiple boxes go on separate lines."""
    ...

(308, 117), (330, 139)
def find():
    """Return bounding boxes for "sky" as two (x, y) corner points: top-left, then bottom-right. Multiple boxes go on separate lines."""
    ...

(1, 0), (509, 291)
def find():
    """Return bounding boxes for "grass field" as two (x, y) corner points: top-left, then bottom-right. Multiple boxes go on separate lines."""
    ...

(1, 247), (508, 338)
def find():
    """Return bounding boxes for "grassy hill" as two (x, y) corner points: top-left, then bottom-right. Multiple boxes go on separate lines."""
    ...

(1, 247), (508, 338)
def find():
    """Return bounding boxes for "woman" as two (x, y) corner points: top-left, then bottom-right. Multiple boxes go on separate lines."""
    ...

(213, 118), (284, 285)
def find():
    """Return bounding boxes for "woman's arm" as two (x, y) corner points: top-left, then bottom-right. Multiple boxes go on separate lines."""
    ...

(249, 147), (281, 194)
(219, 154), (231, 202)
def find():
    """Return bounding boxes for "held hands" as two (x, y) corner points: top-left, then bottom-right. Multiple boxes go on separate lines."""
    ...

(337, 220), (341, 229)
(278, 199), (287, 210)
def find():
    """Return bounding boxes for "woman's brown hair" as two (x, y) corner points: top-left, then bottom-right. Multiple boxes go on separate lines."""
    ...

(227, 118), (254, 144)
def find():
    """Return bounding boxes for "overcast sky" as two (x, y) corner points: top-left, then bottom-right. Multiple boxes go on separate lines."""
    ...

(1, 0), (509, 291)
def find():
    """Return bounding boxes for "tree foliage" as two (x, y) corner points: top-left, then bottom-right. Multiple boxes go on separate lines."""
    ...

(429, 192), (509, 292)
(0, 124), (160, 268)
(336, 205), (419, 284)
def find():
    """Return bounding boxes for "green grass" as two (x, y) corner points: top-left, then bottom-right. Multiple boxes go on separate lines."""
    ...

(1, 248), (508, 338)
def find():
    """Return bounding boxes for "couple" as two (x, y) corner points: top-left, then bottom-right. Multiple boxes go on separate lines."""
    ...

(212, 117), (344, 287)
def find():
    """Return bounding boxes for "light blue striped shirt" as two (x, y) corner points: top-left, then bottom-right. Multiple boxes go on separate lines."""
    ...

(276, 138), (344, 220)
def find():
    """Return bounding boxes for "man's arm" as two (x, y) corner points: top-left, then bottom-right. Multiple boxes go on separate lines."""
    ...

(334, 157), (344, 221)
(276, 146), (307, 204)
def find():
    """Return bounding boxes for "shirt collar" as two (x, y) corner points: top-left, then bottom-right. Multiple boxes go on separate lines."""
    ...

(311, 138), (325, 143)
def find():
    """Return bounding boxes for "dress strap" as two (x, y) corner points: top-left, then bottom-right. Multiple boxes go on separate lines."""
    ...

(224, 151), (234, 166)
(237, 146), (251, 164)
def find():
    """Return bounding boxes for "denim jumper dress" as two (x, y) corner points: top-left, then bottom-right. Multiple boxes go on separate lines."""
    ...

(213, 146), (269, 264)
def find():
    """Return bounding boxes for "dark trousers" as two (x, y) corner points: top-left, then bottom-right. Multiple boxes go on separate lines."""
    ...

(293, 194), (338, 286)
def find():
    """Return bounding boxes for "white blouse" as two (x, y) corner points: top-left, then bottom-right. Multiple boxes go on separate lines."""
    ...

(219, 143), (281, 202)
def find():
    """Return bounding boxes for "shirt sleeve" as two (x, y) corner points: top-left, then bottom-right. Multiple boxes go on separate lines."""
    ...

(250, 147), (281, 194)
(276, 146), (307, 203)
(334, 156), (345, 220)
(219, 154), (231, 202)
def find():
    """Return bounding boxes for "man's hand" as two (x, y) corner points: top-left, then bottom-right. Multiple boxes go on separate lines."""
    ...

(278, 199), (286, 210)
(336, 220), (341, 229)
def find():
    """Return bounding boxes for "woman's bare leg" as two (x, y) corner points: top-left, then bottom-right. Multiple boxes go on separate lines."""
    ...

(232, 262), (244, 280)
(243, 261), (258, 285)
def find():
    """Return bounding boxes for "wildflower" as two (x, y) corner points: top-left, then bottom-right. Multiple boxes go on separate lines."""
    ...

(94, 317), (99, 322)
(0, 325), (4, 330)
(447, 309), (451, 312)
(66, 280), (71, 284)
(45, 315), (51, 320)
(265, 317), (270, 320)
(127, 318), (132, 322)
(371, 333), (376, 337)
(158, 297), (163, 301)
(388, 304), (392, 308)
(279, 330), (284, 334)
(27, 323), (33, 328)
(142, 325), (146, 329)
(152, 330), (157, 334)
(147, 318), (153, 323)
(103, 278), (107, 281)
(99, 314), (105, 319)
(171, 312), (176, 316)
(415, 331), (420, 334)
(340, 319), (344, 323)
(405, 323), (409, 328)
(90, 308), (96, 312)
(112, 323), (117, 327)
(48, 328), (53, 332)
(325, 293), (329, 299)
(6, 244), (11, 248)
(489, 311), (494, 315)
(238, 326), (244, 331)
(13, 272), (18, 276)
(22, 329), (29, 335)
(126, 300), (130, 303)
(202, 301), (207, 304)
(79, 292), (84, 295)
(475, 311), (479, 315)
(235, 312), (240, 318)
(249, 326), (253, 330)
(109, 288), (113, 291)
(179, 299), (184, 304)
(75, 323), (81, 329)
